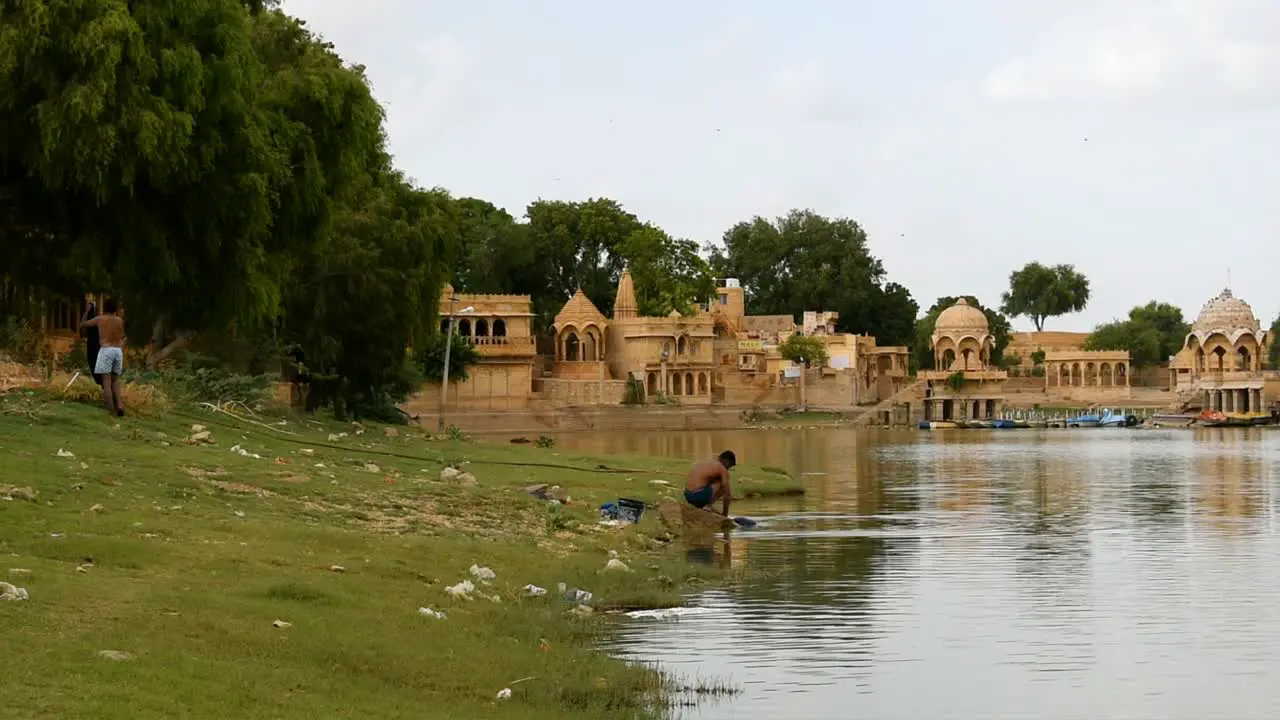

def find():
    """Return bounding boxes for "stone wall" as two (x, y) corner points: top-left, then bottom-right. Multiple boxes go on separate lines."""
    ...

(531, 378), (628, 408)
(420, 405), (753, 435)
(403, 363), (534, 413)
(715, 368), (856, 408)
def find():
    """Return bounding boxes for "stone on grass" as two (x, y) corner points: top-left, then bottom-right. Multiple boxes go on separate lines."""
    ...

(440, 467), (461, 482)
(445, 579), (475, 599)
(418, 607), (447, 619)
(469, 565), (496, 583)
(98, 650), (134, 661)
(603, 558), (630, 573)
(272, 620), (291, 629)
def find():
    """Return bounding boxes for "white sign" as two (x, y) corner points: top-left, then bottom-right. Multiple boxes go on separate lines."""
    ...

(782, 367), (801, 378)
(830, 356), (850, 369)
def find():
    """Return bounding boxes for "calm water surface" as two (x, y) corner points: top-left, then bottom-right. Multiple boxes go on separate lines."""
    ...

(556, 427), (1280, 720)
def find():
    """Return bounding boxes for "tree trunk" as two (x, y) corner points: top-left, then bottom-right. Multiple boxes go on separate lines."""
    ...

(145, 315), (193, 369)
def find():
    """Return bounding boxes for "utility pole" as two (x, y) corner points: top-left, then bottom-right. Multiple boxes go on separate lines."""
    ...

(437, 298), (474, 433)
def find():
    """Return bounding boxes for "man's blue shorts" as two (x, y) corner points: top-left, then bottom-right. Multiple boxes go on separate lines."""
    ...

(684, 485), (714, 508)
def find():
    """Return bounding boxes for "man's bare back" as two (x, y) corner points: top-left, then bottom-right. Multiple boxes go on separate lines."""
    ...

(87, 314), (125, 347)
(684, 450), (736, 515)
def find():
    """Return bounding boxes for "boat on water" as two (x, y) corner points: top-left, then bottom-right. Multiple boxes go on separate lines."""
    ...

(1225, 412), (1272, 427)
(1098, 409), (1140, 427)
(989, 418), (1017, 429)
(1065, 411), (1101, 428)
(1197, 409), (1228, 427)
(1148, 413), (1196, 428)
(930, 421), (959, 429)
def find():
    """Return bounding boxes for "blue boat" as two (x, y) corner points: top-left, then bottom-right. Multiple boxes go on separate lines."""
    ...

(1065, 411), (1101, 428)
(989, 419), (1016, 429)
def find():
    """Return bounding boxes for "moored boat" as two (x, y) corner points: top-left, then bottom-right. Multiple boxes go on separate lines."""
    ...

(1065, 412), (1101, 428)
(1197, 409), (1228, 427)
(929, 421), (958, 429)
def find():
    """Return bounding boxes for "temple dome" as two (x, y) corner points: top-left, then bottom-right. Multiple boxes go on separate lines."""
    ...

(1192, 288), (1260, 334)
(935, 298), (989, 333)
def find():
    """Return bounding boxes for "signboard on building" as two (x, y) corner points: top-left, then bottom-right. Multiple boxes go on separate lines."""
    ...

(737, 340), (764, 351)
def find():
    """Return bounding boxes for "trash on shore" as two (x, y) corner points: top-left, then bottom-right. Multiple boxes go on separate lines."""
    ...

(469, 565), (496, 583)
(56, 449), (75, 458)
(328, 565), (346, 573)
(0, 581), (29, 601)
(568, 604), (594, 617)
(523, 584), (547, 597)
(229, 445), (262, 459)
(446, 579), (476, 598)
(562, 586), (593, 604)
(496, 688), (512, 700)
(272, 619), (291, 629)
(418, 607), (447, 619)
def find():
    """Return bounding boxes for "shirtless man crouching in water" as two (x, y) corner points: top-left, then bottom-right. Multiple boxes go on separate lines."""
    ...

(79, 299), (126, 417)
(685, 450), (736, 516)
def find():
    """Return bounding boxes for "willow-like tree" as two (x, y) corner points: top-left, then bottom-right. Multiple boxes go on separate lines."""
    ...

(0, 1), (385, 363)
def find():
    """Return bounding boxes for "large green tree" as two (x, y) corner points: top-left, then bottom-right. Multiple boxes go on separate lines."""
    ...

(914, 296), (1012, 372)
(0, 1), (385, 364)
(1000, 262), (1091, 331)
(707, 209), (917, 346)
(1270, 314), (1280, 369)
(493, 198), (714, 329)
(1084, 301), (1190, 367)
(281, 169), (459, 420)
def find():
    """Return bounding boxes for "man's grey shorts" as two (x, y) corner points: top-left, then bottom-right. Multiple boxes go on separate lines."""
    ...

(95, 347), (123, 375)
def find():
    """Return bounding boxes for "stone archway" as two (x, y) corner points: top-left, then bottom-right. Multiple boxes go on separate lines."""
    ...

(458, 318), (472, 336)
(563, 332), (580, 361)
(940, 349), (956, 370)
(1237, 345), (1252, 371)
(677, 336), (689, 355)
(1212, 346), (1226, 372)
(1099, 362), (1112, 387)
(647, 372), (658, 397)
(475, 318), (489, 337)
(698, 372), (708, 394)
(671, 373), (683, 396)
(1084, 362), (1096, 387)
(493, 319), (507, 337)
(685, 372), (694, 395)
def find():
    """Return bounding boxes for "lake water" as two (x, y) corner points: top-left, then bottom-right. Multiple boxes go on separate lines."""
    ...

(556, 427), (1280, 720)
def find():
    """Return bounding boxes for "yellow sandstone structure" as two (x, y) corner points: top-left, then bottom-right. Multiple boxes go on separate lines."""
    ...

(1168, 288), (1273, 413)
(918, 298), (1008, 421)
(406, 273), (911, 415)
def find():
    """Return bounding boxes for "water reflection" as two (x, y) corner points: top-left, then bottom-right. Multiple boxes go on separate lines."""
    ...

(558, 427), (1280, 720)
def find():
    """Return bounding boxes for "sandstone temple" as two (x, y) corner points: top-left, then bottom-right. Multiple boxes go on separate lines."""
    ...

(407, 273), (910, 415)
(1167, 287), (1273, 413)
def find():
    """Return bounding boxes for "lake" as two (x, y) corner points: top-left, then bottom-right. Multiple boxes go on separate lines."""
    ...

(556, 427), (1280, 720)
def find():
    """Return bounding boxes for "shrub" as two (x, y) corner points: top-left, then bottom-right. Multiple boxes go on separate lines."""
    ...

(0, 317), (43, 365)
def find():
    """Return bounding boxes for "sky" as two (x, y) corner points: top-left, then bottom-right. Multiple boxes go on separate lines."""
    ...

(281, 0), (1280, 332)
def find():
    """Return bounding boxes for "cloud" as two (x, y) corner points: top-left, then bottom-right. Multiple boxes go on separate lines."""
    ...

(981, 2), (1280, 103)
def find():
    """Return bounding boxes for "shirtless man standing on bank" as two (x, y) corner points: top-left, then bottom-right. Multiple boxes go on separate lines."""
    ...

(78, 299), (126, 417)
(685, 450), (736, 516)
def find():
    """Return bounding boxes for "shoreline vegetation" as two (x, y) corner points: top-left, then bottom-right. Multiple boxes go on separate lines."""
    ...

(0, 387), (803, 719)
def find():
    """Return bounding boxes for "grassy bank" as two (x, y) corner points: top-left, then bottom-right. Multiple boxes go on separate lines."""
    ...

(0, 391), (801, 719)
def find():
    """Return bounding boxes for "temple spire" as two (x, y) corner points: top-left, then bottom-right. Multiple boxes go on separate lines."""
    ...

(613, 268), (638, 318)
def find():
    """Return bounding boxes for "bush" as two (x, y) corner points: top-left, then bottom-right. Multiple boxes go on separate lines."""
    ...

(136, 367), (275, 408)
(0, 317), (43, 365)
(58, 342), (88, 374)
(622, 378), (644, 405)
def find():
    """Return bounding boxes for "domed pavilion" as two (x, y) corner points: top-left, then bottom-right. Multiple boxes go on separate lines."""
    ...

(1171, 288), (1270, 413)
(921, 297), (1009, 422)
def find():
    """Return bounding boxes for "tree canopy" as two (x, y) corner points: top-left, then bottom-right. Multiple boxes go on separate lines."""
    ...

(1000, 263), (1090, 331)
(706, 209), (918, 347)
(1084, 301), (1191, 367)
(914, 296), (1012, 371)
(777, 333), (829, 368)
(1270, 314), (1280, 369)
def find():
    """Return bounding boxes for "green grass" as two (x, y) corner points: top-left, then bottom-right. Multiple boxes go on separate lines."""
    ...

(0, 392), (798, 719)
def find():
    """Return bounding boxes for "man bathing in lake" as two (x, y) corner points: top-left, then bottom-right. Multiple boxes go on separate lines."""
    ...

(685, 450), (736, 516)
(78, 299), (126, 417)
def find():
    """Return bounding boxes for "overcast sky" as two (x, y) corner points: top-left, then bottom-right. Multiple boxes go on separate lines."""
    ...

(281, 0), (1280, 332)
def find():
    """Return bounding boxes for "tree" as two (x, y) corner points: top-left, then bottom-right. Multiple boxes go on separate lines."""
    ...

(707, 209), (917, 344)
(0, 2), (386, 364)
(1270, 314), (1280, 369)
(416, 332), (480, 384)
(778, 333), (828, 368)
(281, 170), (459, 420)
(913, 296), (1012, 372)
(616, 226), (714, 317)
(452, 198), (534, 296)
(1083, 301), (1190, 367)
(1000, 263), (1091, 331)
